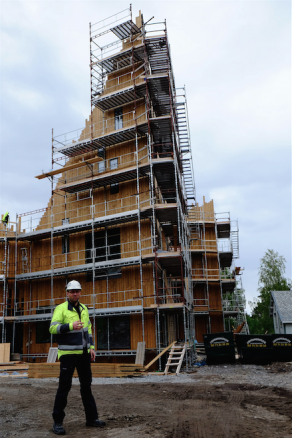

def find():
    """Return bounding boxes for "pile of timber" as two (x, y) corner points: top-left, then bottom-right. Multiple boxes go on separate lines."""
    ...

(28, 363), (145, 379)
(0, 362), (28, 378)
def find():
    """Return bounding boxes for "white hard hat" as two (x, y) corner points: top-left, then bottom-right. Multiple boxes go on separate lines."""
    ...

(66, 280), (82, 291)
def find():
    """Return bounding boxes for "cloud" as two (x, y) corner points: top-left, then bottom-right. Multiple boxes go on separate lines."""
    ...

(0, 0), (291, 315)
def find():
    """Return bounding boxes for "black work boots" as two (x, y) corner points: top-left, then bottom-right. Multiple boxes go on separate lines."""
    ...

(86, 418), (106, 427)
(52, 422), (65, 435)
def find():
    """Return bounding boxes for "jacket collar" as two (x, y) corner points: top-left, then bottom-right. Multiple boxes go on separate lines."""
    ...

(67, 300), (84, 312)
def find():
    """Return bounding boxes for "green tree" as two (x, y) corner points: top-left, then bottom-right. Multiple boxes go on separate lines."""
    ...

(247, 249), (291, 334)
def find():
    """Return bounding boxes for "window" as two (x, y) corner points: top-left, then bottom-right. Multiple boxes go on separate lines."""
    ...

(36, 306), (52, 315)
(62, 235), (70, 254)
(62, 218), (70, 226)
(98, 147), (105, 159)
(114, 107), (123, 130)
(85, 228), (121, 264)
(86, 267), (122, 282)
(97, 316), (130, 349)
(98, 161), (105, 173)
(36, 321), (51, 344)
(110, 158), (118, 170)
(110, 183), (119, 194)
(108, 228), (121, 260)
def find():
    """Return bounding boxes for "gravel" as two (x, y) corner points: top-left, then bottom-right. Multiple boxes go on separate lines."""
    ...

(3, 362), (292, 389)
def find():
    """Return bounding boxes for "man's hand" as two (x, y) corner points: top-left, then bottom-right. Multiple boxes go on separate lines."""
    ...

(73, 320), (84, 330)
(90, 349), (96, 361)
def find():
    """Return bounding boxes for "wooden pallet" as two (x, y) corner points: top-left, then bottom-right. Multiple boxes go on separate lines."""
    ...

(28, 363), (145, 379)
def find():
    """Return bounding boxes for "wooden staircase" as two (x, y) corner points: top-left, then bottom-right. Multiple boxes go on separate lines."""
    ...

(164, 343), (186, 375)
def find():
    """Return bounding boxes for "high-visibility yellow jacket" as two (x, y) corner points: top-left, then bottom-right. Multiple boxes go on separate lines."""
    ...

(49, 300), (94, 359)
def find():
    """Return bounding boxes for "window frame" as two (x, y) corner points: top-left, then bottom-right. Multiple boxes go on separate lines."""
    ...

(114, 107), (123, 130)
(110, 157), (118, 170)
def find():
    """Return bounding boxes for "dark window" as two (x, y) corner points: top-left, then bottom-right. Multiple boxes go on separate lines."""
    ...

(114, 107), (123, 130)
(36, 306), (52, 315)
(98, 147), (105, 159)
(36, 321), (51, 344)
(110, 183), (119, 194)
(108, 228), (121, 260)
(97, 316), (130, 349)
(94, 230), (106, 263)
(85, 228), (120, 264)
(86, 267), (122, 282)
(62, 235), (70, 254)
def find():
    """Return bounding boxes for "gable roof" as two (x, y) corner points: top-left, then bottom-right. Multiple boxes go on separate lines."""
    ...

(270, 291), (292, 323)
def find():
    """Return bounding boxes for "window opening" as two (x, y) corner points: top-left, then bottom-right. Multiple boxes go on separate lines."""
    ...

(36, 321), (51, 344)
(110, 158), (118, 170)
(114, 107), (123, 130)
(108, 228), (121, 260)
(62, 235), (70, 254)
(98, 161), (105, 173)
(110, 183), (119, 194)
(97, 316), (130, 349)
(62, 218), (70, 226)
(85, 228), (121, 264)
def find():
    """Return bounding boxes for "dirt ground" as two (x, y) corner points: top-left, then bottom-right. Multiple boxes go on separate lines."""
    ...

(1, 371), (292, 437)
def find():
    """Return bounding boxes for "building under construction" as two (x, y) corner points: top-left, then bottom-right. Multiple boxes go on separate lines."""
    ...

(0, 7), (247, 365)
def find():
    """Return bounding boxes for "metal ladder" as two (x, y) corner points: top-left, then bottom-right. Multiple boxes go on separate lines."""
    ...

(175, 89), (196, 203)
(231, 221), (239, 259)
(164, 343), (186, 375)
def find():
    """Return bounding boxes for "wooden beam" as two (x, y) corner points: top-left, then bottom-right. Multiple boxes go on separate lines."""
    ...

(35, 156), (102, 180)
(144, 341), (176, 371)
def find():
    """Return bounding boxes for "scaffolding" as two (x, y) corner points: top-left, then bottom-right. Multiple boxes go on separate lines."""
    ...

(1, 7), (246, 362)
(188, 206), (247, 341)
(4, 7), (196, 365)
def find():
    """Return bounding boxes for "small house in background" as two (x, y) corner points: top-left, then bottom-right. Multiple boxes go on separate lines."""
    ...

(270, 291), (292, 334)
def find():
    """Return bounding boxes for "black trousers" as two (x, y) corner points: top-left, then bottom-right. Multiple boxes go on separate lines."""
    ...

(52, 351), (98, 423)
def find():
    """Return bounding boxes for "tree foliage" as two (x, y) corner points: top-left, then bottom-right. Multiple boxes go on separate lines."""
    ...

(247, 249), (291, 334)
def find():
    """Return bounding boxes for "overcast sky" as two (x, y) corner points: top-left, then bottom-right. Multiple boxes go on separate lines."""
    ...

(0, 0), (291, 312)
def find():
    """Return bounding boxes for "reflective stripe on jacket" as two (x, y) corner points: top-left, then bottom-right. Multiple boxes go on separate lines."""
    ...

(49, 300), (94, 358)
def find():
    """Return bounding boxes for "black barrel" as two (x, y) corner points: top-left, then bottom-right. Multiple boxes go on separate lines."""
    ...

(271, 334), (292, 362)
(235, 335), (272, 364)
(203, 332), (235, 364)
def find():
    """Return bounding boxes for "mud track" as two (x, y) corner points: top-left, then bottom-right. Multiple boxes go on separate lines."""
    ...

(1, 379), (292, 437)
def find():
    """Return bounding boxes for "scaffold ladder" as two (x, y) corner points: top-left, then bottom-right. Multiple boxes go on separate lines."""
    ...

(175, 91), (195, 202)
(164, 343), (186, 375)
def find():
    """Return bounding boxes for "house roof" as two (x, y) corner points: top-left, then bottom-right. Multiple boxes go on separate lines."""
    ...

(270, 291), (292, 323)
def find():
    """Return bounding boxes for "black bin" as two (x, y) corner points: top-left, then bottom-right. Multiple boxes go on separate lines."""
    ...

(203, 332), (235, 364)
(235, 335), (272, 364)
(271, 334), (292, 362)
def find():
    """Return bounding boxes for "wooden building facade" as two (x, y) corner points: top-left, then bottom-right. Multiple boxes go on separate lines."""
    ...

(0, 8), (243, 363)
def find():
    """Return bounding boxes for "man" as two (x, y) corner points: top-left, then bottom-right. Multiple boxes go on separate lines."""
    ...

(49, 280), (105, 435)
(2, 212), (9, 227)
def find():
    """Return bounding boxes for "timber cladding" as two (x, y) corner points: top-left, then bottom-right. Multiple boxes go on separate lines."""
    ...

(16, 263), (154, 315)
